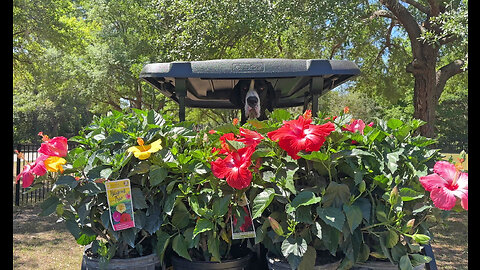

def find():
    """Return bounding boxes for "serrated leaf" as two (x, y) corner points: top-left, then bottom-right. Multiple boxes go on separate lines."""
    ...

(132, 188), (148, 209)
(385, 230), (399, 248)
(193, 218), (214, 237)
(286, 191), (321, 213)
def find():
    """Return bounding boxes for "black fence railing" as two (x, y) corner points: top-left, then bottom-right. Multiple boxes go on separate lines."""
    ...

(13, 142), (77, 206)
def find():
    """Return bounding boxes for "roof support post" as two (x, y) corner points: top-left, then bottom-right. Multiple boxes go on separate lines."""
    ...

(309, 77), (323, 117)
(175, 78), (187, 122)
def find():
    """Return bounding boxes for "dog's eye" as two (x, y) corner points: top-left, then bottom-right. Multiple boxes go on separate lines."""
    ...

(260, 87), (265, 91)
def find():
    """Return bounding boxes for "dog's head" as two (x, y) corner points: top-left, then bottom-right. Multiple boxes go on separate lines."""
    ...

(230, 79), (275, 121)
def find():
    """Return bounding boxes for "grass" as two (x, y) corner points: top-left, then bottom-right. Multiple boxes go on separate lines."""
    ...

(430, 211), (468, 269)
(13, 205), (84, 270)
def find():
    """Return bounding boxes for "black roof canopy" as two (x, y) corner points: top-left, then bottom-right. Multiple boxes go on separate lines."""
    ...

(139, 58), (360, 120)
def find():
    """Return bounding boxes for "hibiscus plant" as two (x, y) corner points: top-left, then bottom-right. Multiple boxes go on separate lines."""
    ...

(22, 109), (198, 266)
(17, 107), (467, 270)
(206, 108), (467, 270)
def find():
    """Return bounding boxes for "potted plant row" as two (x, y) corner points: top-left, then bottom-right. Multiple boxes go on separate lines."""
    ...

(16, 107), (467, 270)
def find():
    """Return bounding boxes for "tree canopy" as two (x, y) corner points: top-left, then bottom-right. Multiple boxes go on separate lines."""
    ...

(13, 0), (467, 151)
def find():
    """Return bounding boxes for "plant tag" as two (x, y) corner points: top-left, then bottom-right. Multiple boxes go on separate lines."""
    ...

(231, 194), (255, 239)
(105, 179), (135, 231)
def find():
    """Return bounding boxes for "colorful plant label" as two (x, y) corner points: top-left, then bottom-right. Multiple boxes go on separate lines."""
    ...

(231, 194), (255, 239)
(105, 179), (135, 231)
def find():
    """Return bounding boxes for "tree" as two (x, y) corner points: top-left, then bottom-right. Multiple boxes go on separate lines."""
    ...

(369, 0), (467, 137)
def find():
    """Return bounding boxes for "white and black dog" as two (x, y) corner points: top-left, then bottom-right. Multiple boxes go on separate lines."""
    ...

(230, 79), (276, 124)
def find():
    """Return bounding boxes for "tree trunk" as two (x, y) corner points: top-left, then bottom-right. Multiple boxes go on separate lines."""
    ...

(412, 69), (437, 138)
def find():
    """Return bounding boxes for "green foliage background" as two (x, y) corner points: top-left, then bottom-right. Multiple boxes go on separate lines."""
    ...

(13, 0), (467, 152)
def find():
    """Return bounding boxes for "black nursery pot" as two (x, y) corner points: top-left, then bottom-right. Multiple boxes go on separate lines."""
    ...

(171, 253), (253, 270)
(81, 246), (160, 270)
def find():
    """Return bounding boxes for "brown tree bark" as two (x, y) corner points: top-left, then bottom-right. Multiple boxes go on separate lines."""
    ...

(379, 0), (465, 138)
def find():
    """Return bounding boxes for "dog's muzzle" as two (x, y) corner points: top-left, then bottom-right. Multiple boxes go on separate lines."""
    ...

(245, 80), (261, 119)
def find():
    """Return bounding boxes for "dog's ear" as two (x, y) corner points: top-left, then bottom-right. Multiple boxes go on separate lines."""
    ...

(265, 80), (276, 111)
(229, 80), (247, 108)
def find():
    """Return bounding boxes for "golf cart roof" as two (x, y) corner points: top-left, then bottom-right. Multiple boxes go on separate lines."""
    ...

(139, 58), (360, 109)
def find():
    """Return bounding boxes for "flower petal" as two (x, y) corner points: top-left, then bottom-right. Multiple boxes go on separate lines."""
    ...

(430, 186), (457, 210)
(433, 161), (457, 183)
(419, 173), (448, 191)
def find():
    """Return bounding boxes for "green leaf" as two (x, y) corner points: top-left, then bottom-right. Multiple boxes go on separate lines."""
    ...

(271, 109), (292, 122)
(156, 231), (171, 264)
(385, 230), (399, 248)
(122, 228), (136, 248)
(212, 195), (231, 217)
(399, 188), (424, 201)
(411, 234), (430, 245)
(386, 149), (404, 174)
(149, 165), (168, 186)
(409, 254), (432, 266)
(281, 237), (308, 269)
(317, 207), (345, 232)
(298, 246), (316, 270)
(147, 109), (165, 126)
(207, 233), (220, 261)
(322, 182), (350, 208)
(343, 204), (363, 233)
(54, 175), (78, 189)
(286, 191), (321, 213)
(298, 151), (329, 161)
(399, 254), (413, 270)
(172, 234), (192, 261)
(193, 218), (214, 237)
(131, 188), (148, 209)
(39, 196), (60, 216)
(387, 119), (404, 130)
(252, 188), (275, 219)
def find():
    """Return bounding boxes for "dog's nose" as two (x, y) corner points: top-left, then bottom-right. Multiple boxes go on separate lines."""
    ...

(247, 96), (258, 106)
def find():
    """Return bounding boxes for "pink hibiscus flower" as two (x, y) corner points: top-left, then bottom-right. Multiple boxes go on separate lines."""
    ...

(419, 161), (468, 211)
(38, 136), (68, 157)
(16, 154), (48, 188)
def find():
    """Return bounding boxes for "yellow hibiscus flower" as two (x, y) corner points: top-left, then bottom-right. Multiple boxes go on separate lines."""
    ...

(127, 138), (162, 160)
(116, 203), (127, 213)
(44, 156), (67, 173)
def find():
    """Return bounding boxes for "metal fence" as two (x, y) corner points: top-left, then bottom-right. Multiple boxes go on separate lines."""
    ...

(13, 143), (77, 206)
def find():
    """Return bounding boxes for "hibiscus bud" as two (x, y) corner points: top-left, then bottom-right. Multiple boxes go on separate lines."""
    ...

(268, 217), (284, 236)
(389, 186), (399, 205)
(358, 180), (366, 193)
(406, 219), (415, 233)
(411, 233), (430, 245)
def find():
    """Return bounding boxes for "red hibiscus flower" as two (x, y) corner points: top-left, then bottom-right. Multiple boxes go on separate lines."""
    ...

(38, 136), (68, 157)
(211, 146), (255, 190)
(267, 111), (335, 160)
(120, 213), (132, 223)
(236, 128), (264, 147)
(419, 161), (468, 211)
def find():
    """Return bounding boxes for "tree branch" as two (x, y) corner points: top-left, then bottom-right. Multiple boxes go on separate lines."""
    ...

(435, 59), (466, 97)
(380, 0), (424, 58)
(400, 0), (429, 14)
